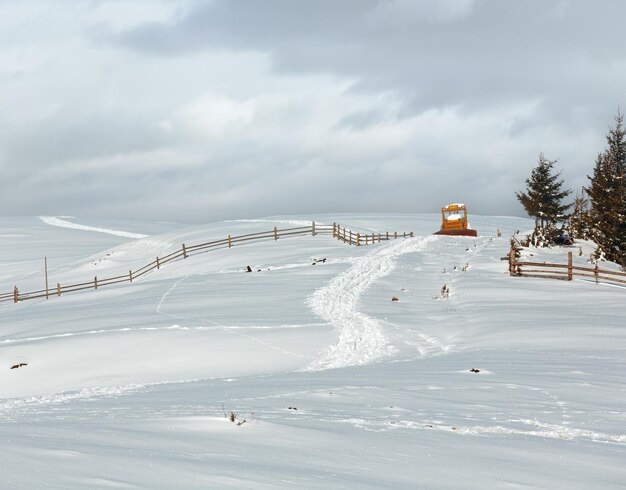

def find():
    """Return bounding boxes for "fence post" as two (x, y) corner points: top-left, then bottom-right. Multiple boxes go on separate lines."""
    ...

(394, 231), (397, 239)
(312, 221), (316, 236)
(349, 229), (353, 245)
(94, 276), (98, 290)
(365, 235), (369, 245)
(567, 252), (573, 281)
(57, 283), (61, 296)
(410, 232), (414, 237)
(182, 243), (188, 259)
(274, 226), (278, 241)
(386, 232), (389, 240)
(333, 223), (336, 238)
(403, 232), (406, 238)
(156, 257), (160, 270)
(228, 235), (232, 248)
(357, 233), (360, 246)
(129, 270), (133, 283)
(509, 249), (515, 276)
(594, 263), (599, 284)
(378, 233), (381, 242)
(13, 286), (18, 303)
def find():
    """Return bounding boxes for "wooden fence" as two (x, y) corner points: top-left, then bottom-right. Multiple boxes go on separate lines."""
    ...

(508, 249), (626, 286)
(1, 222), (413, 304)
(333, 223), (414, 246)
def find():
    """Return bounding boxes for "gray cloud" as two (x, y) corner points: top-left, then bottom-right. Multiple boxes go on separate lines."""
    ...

(116, 1), (623, 111)
(0, 1), (624, 223)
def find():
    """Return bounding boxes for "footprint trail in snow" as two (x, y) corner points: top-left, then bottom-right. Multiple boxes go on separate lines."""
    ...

(307, 235), (434, 370)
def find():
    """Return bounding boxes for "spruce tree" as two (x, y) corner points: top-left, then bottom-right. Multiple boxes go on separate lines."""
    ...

(586, 111), (626, 267)
(568, 188), (591, 240)
(587, 153), (611, 260)
(516, 153), (572, 246)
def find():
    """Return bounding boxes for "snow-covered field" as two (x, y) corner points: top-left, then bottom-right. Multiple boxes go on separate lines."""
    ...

(1, 213), (625, 489)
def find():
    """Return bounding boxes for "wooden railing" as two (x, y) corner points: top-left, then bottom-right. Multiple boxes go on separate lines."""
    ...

(1, 221), (413, 304)
(508, 250), (626, 286)
(333, 223), (414, 246)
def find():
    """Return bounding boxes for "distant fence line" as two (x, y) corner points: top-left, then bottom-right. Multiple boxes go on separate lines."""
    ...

(2, 222), (414, 304)
(508, 248), (626, 286)
(333, 223), (414, 246)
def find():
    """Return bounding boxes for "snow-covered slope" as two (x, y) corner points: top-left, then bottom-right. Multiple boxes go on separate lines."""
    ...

(1, 214), (625, 489)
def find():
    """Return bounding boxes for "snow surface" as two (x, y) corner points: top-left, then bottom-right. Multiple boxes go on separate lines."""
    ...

(1, 213), (625, 489)
(445, 213), (462, 221)
(39, 216), (149, 239)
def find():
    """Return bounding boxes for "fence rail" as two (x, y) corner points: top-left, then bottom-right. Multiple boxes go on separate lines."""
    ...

(332, 223), (414, 246)
(3, 221), (412, 305)
(508, 249), (626, 286)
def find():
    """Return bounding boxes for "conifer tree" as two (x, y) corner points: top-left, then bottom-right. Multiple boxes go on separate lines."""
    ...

(516, 153), (571, 246)
(568, 188), (591, 240)
(587, 153), (612, 259)
(586, 110), (626, 267)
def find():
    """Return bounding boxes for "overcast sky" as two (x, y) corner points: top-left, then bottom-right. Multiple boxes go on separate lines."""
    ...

(1, 0), (624, 223)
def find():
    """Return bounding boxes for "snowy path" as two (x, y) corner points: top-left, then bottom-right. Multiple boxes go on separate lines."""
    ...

(307, 235), (434, 370)
(39, 216), (148, 238)
(334, 416), (626, 444)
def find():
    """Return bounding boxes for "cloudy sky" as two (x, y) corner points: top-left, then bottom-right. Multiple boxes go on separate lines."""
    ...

(1, 1), (624, 223)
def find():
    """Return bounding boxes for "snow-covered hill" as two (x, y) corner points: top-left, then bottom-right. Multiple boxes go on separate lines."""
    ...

(1, 214), (625, 489)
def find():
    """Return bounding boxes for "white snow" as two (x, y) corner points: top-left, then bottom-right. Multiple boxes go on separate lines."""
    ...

(39, 216), (148, 238)
(445, 213), (462, 221)
(307, 235), (434, 370)
(1, 213), (625, 489)
(224, 218), (316, 227)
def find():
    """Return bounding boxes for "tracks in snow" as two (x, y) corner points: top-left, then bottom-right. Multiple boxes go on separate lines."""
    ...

(307, 235), (434, 370)
(334, 416), (626, 444)
(39, 216), (147, 239)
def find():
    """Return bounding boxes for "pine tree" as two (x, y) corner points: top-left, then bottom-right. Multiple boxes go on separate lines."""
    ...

(516, 153), (572, 246)
(587, 153), (612, 259)
(586, 110), (626, 267)
(568, 188), (591, 240)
